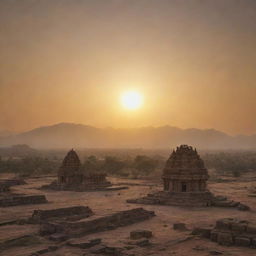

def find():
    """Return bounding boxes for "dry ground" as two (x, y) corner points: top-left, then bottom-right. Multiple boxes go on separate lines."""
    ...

(0, 175), (256, 256)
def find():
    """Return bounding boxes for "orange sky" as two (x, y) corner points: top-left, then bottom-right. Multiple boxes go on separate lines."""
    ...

(0, 0), (256, 135)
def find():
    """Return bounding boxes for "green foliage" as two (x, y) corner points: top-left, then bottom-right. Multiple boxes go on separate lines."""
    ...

(203, 151), (256, 176)
(82, 155), (102, 173)
(133, 155), (158, 175)
(102, 156), (126, 175)
(0, 157), (60, 176)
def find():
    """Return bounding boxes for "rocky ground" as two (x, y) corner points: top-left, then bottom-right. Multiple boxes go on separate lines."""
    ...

(0, 175), (256, 256)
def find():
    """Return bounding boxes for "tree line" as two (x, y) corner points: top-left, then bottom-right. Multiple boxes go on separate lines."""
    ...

(0, 151), (256, 178)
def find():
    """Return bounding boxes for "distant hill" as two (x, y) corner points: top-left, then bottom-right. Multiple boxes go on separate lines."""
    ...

(0, 130), (15, 138)
(0, 123), (256, 149)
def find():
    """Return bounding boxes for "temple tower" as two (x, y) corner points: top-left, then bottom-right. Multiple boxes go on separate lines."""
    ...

(162, 145), (209, 193)
(58, 149), (82, 185)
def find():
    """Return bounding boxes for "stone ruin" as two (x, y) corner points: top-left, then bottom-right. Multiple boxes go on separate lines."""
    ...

(40, 207), (155, 241)
(0, 178), (48, 207)
(127, 145), (249, 209)
(28, 206), (94, 223)
(0, 178), (26, 192)
(0, 195), (47, 207)
(194, 218), (256, 248)
(43, 149), (115, 191)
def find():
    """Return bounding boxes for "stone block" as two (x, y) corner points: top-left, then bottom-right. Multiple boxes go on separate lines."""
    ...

(234, 236), (251, 247)
(215, 218), (233, 230)
(31, 206), (93, 222)
(247, 225), (256, 234)
(238, 203), (250, 211)
(210, 230), (218, 242)
(191, 227), (211, 238)
(173, 223), (188, 231)
(217, 232), (233, 246)
(130, 230), (153, 240)
(49, 233), (68, 242)
(251, 238), (256, 248)
(67, 238), (101, 249)
(231, 222), (247, 232)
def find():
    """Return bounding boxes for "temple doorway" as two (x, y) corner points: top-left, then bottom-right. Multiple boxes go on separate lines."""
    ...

(181, 183), (187, 192)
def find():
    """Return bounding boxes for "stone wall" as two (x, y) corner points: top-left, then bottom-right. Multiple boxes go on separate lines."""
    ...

(40, 207), (155, 239)
(0, 195), (47, 207)
(0, 179), (26, 192)
(30, 206), (93, 223)
(196, 218), (256, 248)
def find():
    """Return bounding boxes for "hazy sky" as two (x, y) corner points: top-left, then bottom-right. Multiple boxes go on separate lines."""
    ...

(1, 0), (256, 135)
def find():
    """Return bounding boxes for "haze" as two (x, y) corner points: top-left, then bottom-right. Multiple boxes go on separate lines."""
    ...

(1, 0), (256, 135)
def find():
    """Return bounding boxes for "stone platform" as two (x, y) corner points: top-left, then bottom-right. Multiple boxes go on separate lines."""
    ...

(197, 218), (256, 248)
(0, 195), (48, 207)
(127, 191), (250, 210)
(41, 180), (128, 192)
(40, 207), (155, 240)
(127, 191), (213, 207)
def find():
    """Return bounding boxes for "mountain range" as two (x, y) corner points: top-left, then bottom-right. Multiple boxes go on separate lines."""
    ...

(0, 123), (256, 149)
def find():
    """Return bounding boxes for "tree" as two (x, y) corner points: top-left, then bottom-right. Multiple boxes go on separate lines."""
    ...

(133, 155), (158, 176)
(102, 156), (125, 175)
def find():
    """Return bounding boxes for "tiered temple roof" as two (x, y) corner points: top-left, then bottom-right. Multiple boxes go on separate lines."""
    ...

(163, 145), (208, 180)
(58, 149), (81, 177)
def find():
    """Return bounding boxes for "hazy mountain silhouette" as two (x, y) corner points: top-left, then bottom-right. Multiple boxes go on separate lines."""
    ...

(0, 123), (255, 149)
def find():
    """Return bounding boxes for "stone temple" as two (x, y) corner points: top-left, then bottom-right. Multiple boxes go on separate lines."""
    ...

(162, 145), (208, 193)
(128, 144), (249, 209)
(44, 149), (112, 191)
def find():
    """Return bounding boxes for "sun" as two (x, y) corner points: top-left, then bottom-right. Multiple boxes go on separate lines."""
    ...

(121, 91), (143, 110)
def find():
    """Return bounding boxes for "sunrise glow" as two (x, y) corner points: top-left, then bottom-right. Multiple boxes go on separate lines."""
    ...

(121, 91), (143, 110)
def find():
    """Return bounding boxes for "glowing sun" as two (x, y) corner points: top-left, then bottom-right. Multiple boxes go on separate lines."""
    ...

(121, 91), (143, 110)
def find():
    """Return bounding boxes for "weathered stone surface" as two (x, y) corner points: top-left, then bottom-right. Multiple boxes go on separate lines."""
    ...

(252, 238), (256, 248)
(200, 218), (256, 248)
(0, 235), (41, 251)
(40, 208), (155, 238)
(231, 222), (248, 232)
(0, 195), (47, 207)
(247, 224), (256, 234)
(30, 206), (93, 223)
(90, 244), (124, 255)
(49, 233), (68, 242)
(0, 179), (26, 192)
(67, 238), (101, 249)
(40, 222), (63, 236)
(217, 232), (233, 246)
(234, 236), (251, 247)
(216, 218), (234, 230)
(173, 223), (188, 231)
(29, 246), (58, 256)
(209, 251), (223, 255)
(128, 238), (151, 247)
(238, 203), (250, 211)
(191, 227), (211, 238)
(210, 230), (218, 242)
(130, 230), (152, 239)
